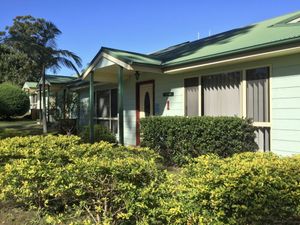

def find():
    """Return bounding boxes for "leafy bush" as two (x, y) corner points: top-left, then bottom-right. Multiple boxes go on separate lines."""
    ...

(0, 136), (299, 224)
(0, 135), (165, 224)
(0, 83), (30, 118)
(80, 124), (117, 143)
(156, 153), (300, 225)
(141, 116), (257, 165)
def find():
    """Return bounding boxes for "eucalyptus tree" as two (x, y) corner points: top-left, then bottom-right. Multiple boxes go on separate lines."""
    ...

(2, 16), (82, 133)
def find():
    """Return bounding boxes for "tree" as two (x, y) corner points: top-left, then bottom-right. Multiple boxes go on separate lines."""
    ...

(0, 83), (30, 119)
(0, 44), (39, 86)
(1, 16), (82, 133)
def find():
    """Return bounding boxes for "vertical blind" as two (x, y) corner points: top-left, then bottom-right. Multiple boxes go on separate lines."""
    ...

(255, 127), (270, 152)
(202, 72), (241, 116)
(246, 67), (269, 122)
(184, 77), (199, 116)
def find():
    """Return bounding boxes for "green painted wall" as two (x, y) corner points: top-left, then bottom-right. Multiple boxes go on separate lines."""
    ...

(123, 53), (300, 155)
(271, 55), (300, 155)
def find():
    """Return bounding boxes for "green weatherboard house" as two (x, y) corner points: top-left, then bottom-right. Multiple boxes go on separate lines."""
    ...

(76, 11), (300, 155)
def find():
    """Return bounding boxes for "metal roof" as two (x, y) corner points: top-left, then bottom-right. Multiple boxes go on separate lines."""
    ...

(94, 11), (300, 69)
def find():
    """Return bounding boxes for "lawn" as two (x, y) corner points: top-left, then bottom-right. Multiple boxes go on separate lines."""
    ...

(0, 119), (56, 139)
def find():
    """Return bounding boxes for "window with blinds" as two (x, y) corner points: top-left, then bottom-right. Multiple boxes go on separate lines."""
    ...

(246, 67), (269, 122)
(184, 77), (199, 116)
(246, 67), (270, 151)
(188, 67), (270, 151)
(202, 71), (241, 116)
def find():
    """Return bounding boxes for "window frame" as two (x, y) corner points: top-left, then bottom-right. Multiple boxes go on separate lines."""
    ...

(242, 65), (271, 151)
(241, 65), (271, 128)
(94, 88), (118, 133)
(184, 77), (200, 117)
(191, 64), (272, 151)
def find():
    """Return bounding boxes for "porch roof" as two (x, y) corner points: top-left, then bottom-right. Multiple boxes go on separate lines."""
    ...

(38, 75), (77, 85)
(82, 10), (300, 78)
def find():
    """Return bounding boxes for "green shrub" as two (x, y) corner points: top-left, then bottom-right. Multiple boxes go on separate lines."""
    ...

(0, 83), (30, 118)
(80, 124), (117, 143)
(141, 116), (257, 165)
(0, 135), (165, 224)
(156, 153), (300, 225)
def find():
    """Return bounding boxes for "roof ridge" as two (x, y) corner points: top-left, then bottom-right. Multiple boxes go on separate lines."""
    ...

(102, 47), (160, 60)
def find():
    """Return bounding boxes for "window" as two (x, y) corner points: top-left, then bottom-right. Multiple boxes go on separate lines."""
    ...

(31, 94), (37, 106)
(246, 67), (269, 122)
(183, 67), (271, 151)
(202, 71), (241, 116)
(246, 67), (270, 152)
(255, 127), (270, 152)
(185, 77), (199, 116)
(96, 89), (118, 133)
(144, 92), (151, 117)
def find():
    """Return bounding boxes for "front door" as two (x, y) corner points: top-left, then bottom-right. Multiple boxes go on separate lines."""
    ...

(136, 81), (154, 145)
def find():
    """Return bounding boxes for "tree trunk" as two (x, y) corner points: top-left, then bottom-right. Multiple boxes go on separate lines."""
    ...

(42, 65), (48, 134)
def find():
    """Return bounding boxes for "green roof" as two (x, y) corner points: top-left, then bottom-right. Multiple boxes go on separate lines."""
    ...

(44, 75), (77, 84)
(102, 47), (161, 66)
(98, 11), (300, 68)
(23, 82), (38, 89)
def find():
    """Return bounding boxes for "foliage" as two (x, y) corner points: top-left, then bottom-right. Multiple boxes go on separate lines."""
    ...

(0, 44), (39, 86)
(80, 125), (117, 144)
(0, 135), (299, 224)
(0, 135), (164, 224)
(1, 15), (82, 77)
(155, 153), (300, 225)
(0, 83), (30, 118)
(140, 116), (258, 165)
(1, 15), (82, 132)
(50, 91), (79, 135)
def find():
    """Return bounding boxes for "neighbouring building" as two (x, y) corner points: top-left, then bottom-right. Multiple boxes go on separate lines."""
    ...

(22, 82), (39, 119)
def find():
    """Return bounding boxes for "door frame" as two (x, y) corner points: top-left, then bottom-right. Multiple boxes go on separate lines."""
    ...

(136, 80), (155, 145)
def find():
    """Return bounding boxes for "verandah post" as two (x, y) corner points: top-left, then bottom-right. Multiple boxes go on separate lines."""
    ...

(118, 66), (124, 145)
(89, 71), (95, 143)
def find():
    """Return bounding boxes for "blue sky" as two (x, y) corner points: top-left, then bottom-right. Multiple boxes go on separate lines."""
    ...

(1, 0), (300, 75)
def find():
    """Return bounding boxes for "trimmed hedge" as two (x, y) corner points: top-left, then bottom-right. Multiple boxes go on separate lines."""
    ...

(0, 83), (30, 118)
(156, 153), (300, 225)
(141, 116), (258, 165)
(0, 135), (164, 224)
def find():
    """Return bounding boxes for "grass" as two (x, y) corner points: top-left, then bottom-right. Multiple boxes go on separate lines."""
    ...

(0, 119), (57, 139)
(0, 202), (45, 225)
